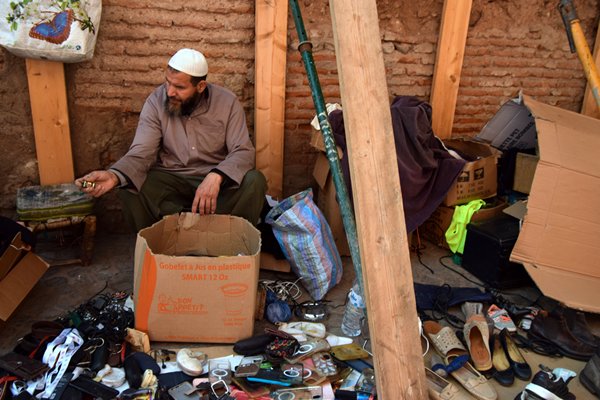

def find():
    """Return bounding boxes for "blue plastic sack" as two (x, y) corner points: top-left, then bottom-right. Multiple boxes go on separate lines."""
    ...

(265, 189), (343, 300)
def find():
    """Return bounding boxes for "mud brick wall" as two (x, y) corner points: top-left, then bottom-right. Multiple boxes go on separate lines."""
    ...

(0, 0), (598, 231)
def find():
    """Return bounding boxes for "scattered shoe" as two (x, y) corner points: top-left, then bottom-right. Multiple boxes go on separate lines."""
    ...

(461, 302), (493, 371)
(500, 328), (532, 381)
(491, 333), (514, 387)
(559, 306), (600, 350)
(580, 349), (600, 398)
(514, 366), (576, 400)
(529, 310), (596, 361)
(425, 367), (472, 400)
(487, 304), (517, 332)
(176, 348), (207, 376)
(424, 320), (496, 399)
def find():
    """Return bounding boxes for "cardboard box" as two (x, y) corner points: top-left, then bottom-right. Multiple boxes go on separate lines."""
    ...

(510, 95), (600, 313)
(0, 233), (49, 321)
(513, 152), (539, 194)
(312, 153), (351, 257)
(419, 200), (507, 249)
(476, 96), (537, 151)
(443, 138), (501, 206)
(133, 213), (261, 343)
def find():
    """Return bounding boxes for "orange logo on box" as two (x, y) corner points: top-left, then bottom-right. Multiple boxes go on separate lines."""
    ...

(157, 294), (207, 315)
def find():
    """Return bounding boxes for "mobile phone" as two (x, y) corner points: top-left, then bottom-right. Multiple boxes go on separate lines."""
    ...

(271, 386), (323, 400)
(285, 339), (330, 364)
(234, 355), (263, 378)
(312, 352), (337, 377)
(280, 362), (304, 385)
(246, 368), (292, 387)
(330, 343), (370, 361)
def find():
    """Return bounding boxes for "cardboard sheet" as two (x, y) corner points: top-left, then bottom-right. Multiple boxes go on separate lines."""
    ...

(510, 95), (600, 312)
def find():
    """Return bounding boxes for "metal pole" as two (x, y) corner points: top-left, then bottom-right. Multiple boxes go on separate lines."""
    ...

(289, 0), (364, 295)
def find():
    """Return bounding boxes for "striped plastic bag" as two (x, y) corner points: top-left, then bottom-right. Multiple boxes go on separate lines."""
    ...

(265, 189), (343, 300)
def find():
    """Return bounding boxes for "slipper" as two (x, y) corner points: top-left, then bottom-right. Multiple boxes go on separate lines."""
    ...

(423, 320), (468, 364)
(462, 302), (492, 371)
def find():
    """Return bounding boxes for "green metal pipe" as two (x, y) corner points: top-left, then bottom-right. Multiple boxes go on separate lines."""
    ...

(289, 0), (364, 296)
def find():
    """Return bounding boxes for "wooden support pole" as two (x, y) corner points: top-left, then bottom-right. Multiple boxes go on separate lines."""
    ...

(255, 0), (288, 199)
(329, 1), (427, 398)
(26, 59), (74, 185)
(430, 0), (473, 139)
(581, 20), (600, 119)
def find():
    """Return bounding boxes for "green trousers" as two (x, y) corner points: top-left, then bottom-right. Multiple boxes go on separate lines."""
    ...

(118, 169), (267, 232)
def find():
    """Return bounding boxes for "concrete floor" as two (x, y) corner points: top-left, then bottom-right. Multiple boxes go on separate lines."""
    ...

(0, 229), (597, 399)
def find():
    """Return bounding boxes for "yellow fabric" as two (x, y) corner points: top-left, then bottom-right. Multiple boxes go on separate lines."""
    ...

(445, 200), (486, 254)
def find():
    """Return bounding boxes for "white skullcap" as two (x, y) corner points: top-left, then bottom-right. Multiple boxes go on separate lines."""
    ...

(168, 48), (208, 77)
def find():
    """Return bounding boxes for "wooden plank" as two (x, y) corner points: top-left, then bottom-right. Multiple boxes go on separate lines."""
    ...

(255, 0), (288, 199)
(581, 20), (600, 119)
(329, 1), (427, 398)
(26, 59), (74, 185)
(430, 0), (473, 139)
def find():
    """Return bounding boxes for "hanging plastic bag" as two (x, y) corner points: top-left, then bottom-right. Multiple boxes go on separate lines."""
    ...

(0, 0), (102, 62)
(266, 189), (343, 300)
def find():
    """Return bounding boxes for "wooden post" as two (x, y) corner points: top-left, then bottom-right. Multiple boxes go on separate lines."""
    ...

(430, 0), (473, 139)
(255, 0), (288, 199)
(581, 20), (600, 119)
(26, 59), (74, 185)
(329, 1), (427, 398)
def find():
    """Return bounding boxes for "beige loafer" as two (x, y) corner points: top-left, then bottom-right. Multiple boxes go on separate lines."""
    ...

(448, 356), (497, 400)
(425, 367), (475, 400)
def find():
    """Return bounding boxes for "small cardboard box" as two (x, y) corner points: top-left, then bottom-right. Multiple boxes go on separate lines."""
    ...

(312, 152), (351, 257)
(0, 233), (49, 321)
(510, 95), (600, 312)
(133, 213), (261, 343)
(443, 138), (501, 206)
(419, 200), (507, 249)
(513, 152), (539, 194)
(476, 96), (537, 151)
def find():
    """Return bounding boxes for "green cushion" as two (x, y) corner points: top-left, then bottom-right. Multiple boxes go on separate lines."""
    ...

(17, 183), (94, 221)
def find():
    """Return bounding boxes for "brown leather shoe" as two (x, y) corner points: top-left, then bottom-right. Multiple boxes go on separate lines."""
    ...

(559, 307), (600, 350)
(529, 311), (596, 361)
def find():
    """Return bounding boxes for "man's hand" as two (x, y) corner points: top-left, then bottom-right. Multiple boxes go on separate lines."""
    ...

(192, 172), (223, 215)
(75, 170), (119, 198)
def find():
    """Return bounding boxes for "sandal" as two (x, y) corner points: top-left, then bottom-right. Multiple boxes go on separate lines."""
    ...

(424, 320), (497, 400)
(423, 320), (468, 363)
(461, 302), (492, 372)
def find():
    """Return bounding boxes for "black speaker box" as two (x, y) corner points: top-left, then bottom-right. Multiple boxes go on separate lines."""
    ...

(462, 214), (533, 289)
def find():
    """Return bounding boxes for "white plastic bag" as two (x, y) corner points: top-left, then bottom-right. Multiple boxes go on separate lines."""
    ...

(0, 0), (102, 62)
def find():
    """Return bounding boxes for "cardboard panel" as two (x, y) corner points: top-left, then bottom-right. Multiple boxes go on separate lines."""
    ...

(0, 251), (49, 321)
(511, 96), (600, 311)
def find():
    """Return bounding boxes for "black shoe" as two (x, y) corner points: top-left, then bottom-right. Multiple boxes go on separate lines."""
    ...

(515, 367), (576, 400)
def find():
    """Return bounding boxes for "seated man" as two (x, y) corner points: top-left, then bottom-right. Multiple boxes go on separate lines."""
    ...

(76, 48), (267, 231)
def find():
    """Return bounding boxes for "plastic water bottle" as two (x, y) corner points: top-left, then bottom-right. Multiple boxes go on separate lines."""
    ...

(341, 283), (365, 337)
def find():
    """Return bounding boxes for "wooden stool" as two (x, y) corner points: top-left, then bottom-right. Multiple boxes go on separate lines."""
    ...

(22, 215), (96, 266)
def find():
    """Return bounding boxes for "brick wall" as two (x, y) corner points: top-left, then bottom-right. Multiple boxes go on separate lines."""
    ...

(0, 0), (597, 230)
